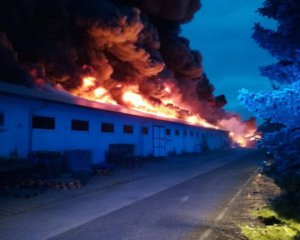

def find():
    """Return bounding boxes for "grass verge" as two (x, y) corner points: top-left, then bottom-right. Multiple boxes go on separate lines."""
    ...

(241, 205), (300, 239)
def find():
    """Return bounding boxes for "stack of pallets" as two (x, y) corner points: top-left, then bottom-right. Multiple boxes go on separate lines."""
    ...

(47, 178), (81, 190)
(106, 144), (140, 168)
(91, 163), (115, 176)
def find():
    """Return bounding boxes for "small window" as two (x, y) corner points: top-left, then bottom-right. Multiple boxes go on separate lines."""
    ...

(71, 119), (89, 131)
(166, 129), (171, 136)
(175, 129), (179, 136)
(142, 127), (149, 135)
(101, 123), (114, 133)
(32, 116), (55, 130)
(183, 131), (187, 136)
(190, 131), (194, 137)
(123, 125), (133, 134)
(0, 113), (4, 127)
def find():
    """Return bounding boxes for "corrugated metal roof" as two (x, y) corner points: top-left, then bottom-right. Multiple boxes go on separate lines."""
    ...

(0, 82), (226, 132)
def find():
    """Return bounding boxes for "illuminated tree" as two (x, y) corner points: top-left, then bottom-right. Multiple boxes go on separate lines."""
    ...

(239, 0), (300, 201)
(253, 0), (300, 86)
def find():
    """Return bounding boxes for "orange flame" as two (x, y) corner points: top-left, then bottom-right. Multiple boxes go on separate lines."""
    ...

(71, 76), (117, 105)
(83, 76), (97, 89)
(68, 74), (259, 147)
(123, 91), (148, 108)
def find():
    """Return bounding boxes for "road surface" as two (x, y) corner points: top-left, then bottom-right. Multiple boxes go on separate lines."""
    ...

(0, 149), (262, 240)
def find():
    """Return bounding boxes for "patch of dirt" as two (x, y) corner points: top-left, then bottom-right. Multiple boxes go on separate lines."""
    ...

(206, 172), (281, 239)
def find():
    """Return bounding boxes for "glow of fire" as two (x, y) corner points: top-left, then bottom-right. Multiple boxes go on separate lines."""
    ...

(186, 116), (217, 129)
(122, 90), (179, 119)
(123, 91), (147, 108)
(83, 76), (97, 89)
(69, 75), (261, 148)
(94, 87), (107, 97)
(228, 131), (261, 148)
(165, 86), (171, 93)
(71, 76), (117, 105)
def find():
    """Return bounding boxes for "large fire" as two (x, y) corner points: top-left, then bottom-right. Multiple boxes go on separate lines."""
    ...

(68, 75), (260, 147)
(0, 0), (261, 148)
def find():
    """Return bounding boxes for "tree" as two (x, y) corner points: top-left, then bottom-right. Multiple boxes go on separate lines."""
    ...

(239, 0), (300, 209)
(253, 0), (300, 86)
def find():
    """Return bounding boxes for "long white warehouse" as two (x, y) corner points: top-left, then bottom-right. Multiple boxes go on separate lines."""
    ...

(0, 82), (230, 163)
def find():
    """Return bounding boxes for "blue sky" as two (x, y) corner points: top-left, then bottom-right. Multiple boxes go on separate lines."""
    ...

(182, 0), (276, 120)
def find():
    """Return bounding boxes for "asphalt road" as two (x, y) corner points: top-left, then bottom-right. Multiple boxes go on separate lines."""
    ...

(48, 150), (261, 240)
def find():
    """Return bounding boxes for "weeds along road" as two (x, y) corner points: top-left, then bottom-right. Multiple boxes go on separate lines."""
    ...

(0, 148), (262, 240)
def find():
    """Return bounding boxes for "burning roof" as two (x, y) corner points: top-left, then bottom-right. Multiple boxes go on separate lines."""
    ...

(0, 81), (222, 131)
(0, 0), (259, 146)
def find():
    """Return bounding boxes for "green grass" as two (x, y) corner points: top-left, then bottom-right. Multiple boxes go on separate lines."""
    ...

(241, 208), (300, 240)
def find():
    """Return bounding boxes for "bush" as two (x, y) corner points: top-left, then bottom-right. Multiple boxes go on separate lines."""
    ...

(260, 129), (300, 198)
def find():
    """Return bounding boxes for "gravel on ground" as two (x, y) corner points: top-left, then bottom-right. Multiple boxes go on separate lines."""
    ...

(191, 171), (281, 240)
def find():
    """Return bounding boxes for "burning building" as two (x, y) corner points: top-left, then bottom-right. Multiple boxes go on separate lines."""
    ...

(0, 82), (229, 162)
(0, 0), (258, 161)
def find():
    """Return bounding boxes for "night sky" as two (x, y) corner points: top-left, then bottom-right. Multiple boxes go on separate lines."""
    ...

(183, 0), (276, 120)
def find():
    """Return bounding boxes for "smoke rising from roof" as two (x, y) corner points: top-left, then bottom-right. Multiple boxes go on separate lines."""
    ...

(0, 0), (254, 134)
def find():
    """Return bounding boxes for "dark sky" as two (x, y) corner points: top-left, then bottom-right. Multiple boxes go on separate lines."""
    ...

(183, 0), (275, 120)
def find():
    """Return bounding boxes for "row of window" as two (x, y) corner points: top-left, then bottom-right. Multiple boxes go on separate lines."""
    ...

(32, 116), (143, 134)
(0, 113), (203, 137)
(165, 128), (198, 137)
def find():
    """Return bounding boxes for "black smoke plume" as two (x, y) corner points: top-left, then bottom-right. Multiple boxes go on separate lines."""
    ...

(0, 0), (227, 122)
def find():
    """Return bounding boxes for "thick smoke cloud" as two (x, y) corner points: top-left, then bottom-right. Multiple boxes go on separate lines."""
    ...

(0, 33), (30, 84)
(123, 0), (201, 23)
(0, 0), (227, 122)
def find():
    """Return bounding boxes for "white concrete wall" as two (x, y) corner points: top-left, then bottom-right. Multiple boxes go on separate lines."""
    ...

(0, 93), (230, 163)
(0, 95), (38, 157)
(31, 103), (154, 163)
(163, 124), (203, 155)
